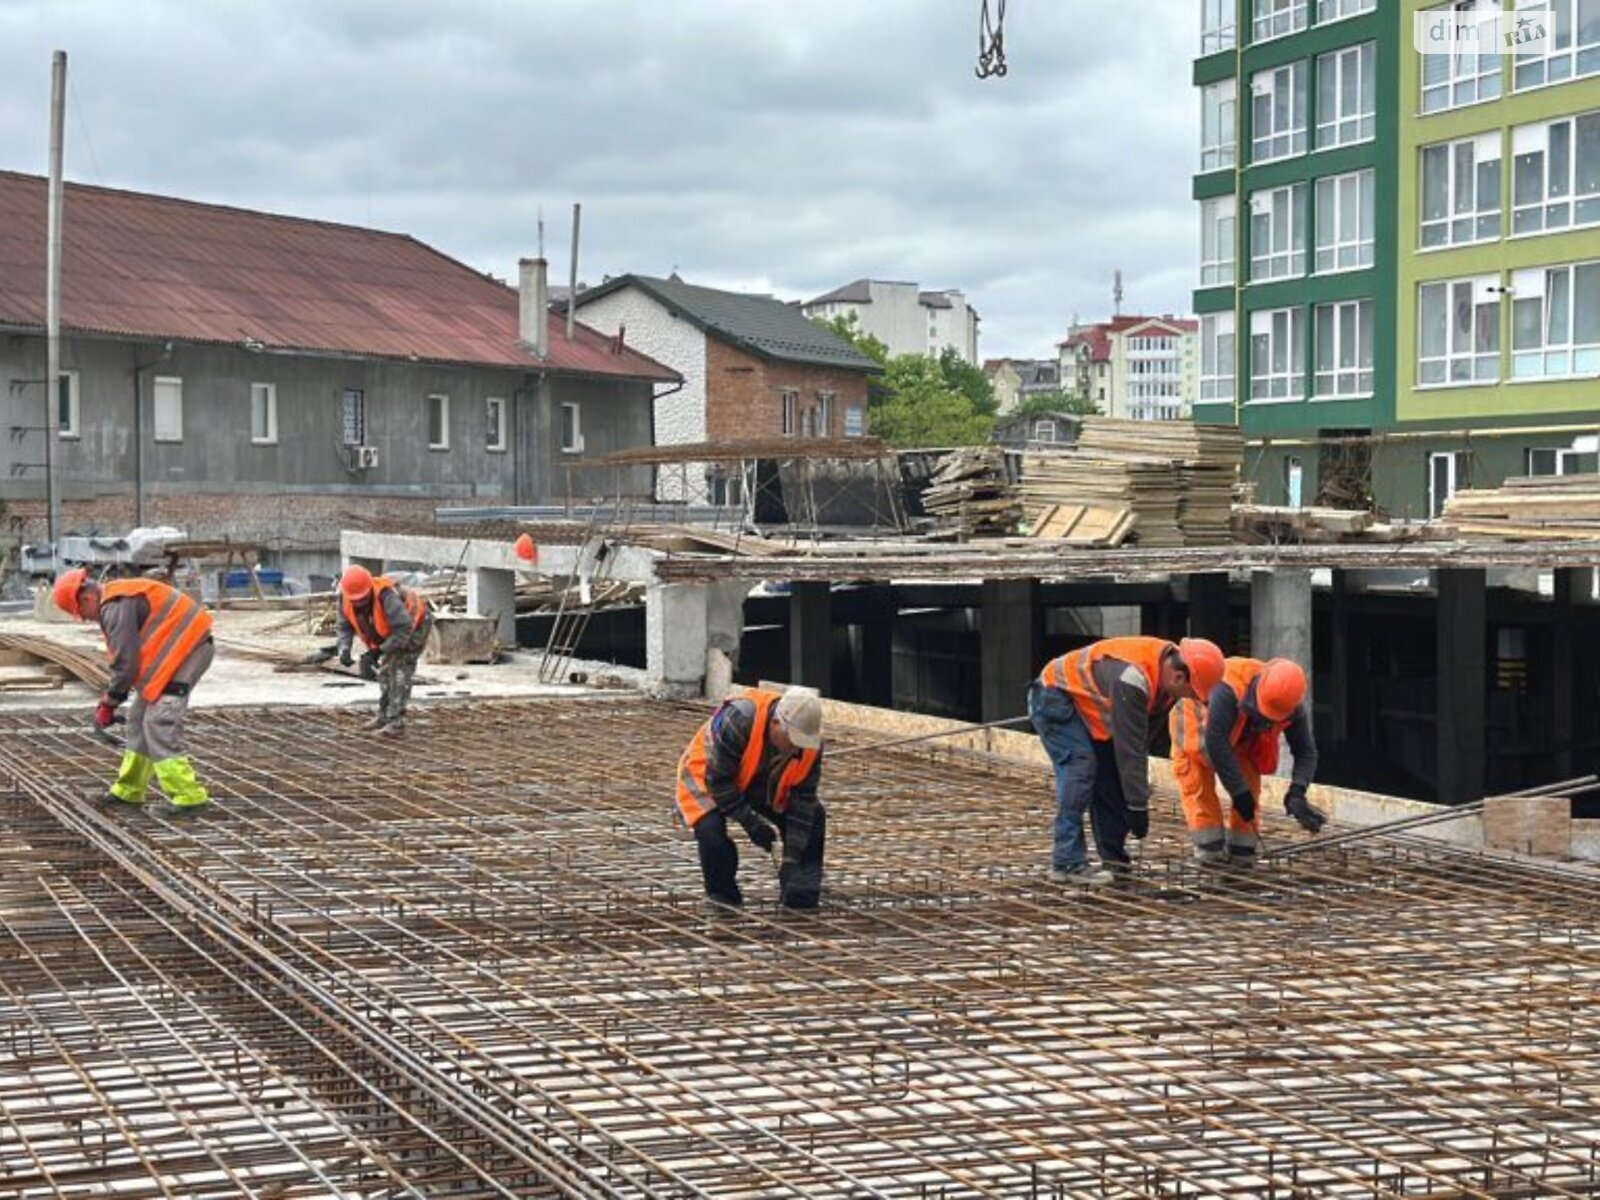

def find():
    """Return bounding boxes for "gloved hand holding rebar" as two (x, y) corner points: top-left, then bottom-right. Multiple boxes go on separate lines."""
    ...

(338, 646), (354, 668)
(1285, 784), (1326, 833)
(359, 650), (379, 680)
(93, 697), (119, 730)
(1230, 789), (1256, 824)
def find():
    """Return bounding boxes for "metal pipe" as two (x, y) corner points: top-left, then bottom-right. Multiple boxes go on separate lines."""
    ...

(566, 202), (580, 342)
(44, 49), (66, 546)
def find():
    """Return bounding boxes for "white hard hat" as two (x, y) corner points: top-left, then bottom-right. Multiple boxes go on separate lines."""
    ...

(774, 686), (823, 750)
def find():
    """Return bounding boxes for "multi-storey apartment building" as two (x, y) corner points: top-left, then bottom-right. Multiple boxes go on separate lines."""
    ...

(1194, 0), (1600, 515)
(1059, 315), (1200, 420)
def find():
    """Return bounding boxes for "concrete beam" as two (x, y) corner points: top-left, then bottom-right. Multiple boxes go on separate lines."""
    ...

(339, 529), (658, 583)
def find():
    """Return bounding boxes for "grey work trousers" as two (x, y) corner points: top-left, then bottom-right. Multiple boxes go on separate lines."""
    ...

(378, 616), (431, 721)
(127, 639), (214, 759)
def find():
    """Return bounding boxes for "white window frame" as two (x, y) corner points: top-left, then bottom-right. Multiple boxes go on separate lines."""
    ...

(1315, 169), (1376, 273)
(1033, 419), (1058, 442)
(1249, 183), (1307, 281)
(560, 401), (584, 454)
(1528, 446), (1592, 473)
(1418, 276), (1502, 386)
(1202, 0), (1237, 52)
(1513, 0), (1600, 91)
(781, 389), (800, 436)
(1199, 312), (1236, 403)
(486, 396), (507, 452)
(1252, 62), (1309, 163)
(1421, 133), (1504, 248)
(1200, 196), (1237, 288)
(843, 405), (865, 437)
(1510, 261), (1600, 379)
(1428, 450), (1468, 517)
(1314, 299), (1375, 398)
(250, 382), (277, 445)
(816, 391), (835, 438)
(57, 369), (80, 440)
(1250, 307), (1307, 401)
(1201, 79), (1237, 172)
(427, 393), (450, 451)
(153, 376), (183, 443)
(340, 388), (366, 447)
(1254, 0), (1308, 42)
(1316, 42), (1376, 149)
(1511, 112), (1600, 236)
(1317, 0), (1376, 22)
(1421, 1), (1503, 113)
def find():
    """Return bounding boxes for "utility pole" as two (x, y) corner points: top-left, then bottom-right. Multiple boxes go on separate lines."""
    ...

(566, 202), (581, 341)
(44, 49), (66, 548)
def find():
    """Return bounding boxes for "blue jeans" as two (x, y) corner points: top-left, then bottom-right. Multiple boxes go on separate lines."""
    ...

(1029, 683), (1132, 871)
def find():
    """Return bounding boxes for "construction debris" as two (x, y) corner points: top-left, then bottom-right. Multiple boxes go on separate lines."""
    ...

(1443, 474), (1600, 540)
(0, 631), (110, 689)
(920, 445), (1022, 539)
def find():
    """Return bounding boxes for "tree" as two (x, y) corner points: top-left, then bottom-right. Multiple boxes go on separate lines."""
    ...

(1010, 390), (1099, 419)
(810, 312), (888, 365)
(937, 347), (997, 417)
(870, 354), (994, 447)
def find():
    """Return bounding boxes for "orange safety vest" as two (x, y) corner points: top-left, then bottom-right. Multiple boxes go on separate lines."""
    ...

(100, 578), (214, 702)
(342, 578), (428, 651)
(676, 689), (821, 829)
(1217, 657), (1286, 774)
(1039, 636), (1173, 741)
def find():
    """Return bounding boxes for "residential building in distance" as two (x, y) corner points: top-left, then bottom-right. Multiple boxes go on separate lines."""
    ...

(801, 279), (981, 362)
(984, 357), (1064, 414)
(0, 171), (676, 568)
(1057, 315), (1199, 420)
(1193, 0), (1600, 517)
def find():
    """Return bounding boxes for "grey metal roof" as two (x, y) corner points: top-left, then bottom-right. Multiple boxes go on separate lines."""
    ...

(804, 278), (874, 306)
(577, 274), (882, 372)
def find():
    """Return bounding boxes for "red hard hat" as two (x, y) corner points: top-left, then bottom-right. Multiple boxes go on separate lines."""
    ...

(52, 568), (88, 620)
(514, 533), (538, 563)
(1256, 658), (1307, 722)
(339, 565), (374, 600)
(1178, 637), (1226, 699)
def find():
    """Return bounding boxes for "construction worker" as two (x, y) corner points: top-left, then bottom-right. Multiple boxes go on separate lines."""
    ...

(52, 569), (214, 814)
(1169, 657), (1326, 867)
(1030, 636), (1226, 886)
(676, 686), (825, 911)
(336, 565), (432, 735)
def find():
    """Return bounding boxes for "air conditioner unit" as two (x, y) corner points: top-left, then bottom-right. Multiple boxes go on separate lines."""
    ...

(346, 445), (379, 470)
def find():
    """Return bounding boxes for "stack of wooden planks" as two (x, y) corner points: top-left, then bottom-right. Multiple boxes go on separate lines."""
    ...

(1028, 503), (1136, 547)
(1018, 451), (1183, 547)
(1442, 475), (1600, 540)
(1076, 419), (1242, 545)
(922, 447), (1022, 539)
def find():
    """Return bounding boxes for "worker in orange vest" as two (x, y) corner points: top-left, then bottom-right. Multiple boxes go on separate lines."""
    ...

(1169, 657), (1325, 867)
(52, 569), (215, 813)
(676, 686), (825, 910)
(1030, 636), (1226, 886)
(336, 565), (432, 735)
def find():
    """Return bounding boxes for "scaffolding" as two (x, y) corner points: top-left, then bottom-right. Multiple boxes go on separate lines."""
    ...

(3, 698), (1600, 1197)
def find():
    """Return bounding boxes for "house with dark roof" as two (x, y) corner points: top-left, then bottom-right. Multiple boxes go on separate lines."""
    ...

(571, 274), (880, 498)
(0, 171), (678, 564)
(800, 278), (979, 363)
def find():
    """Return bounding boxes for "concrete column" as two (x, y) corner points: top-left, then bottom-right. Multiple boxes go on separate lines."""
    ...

(1329, 570), (1350, 748)
(1551, 568), (1586, 778)
(1436, 568), (1487, 805)
(788, 582), (833, 694)
(980, 578), (1041, 723)
(466, 567), (517, 645)
(646, 582), (709, 699)
(1140, 584), (1183, 642)
(1251, 568), (1314, 778)
(858, 585), (896, 708)
(1187, 572), (1231, 648)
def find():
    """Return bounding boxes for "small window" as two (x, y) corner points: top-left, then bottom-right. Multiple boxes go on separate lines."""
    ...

(1033, 419), (1058, 442)
(1428, 450), (1468, 517)
(427, 394), (449, 450)
(153, 376), (183, 442)
(781, 389), (799, 436)
(560, 401), (584, 453)
(816, 391), (835, 437)
(843, 406), (865, 437)
(486, 396), (507, 452)
(57, 370), (80, 439)
(341, 388), (366, 446)
(250, 382), (277, 444)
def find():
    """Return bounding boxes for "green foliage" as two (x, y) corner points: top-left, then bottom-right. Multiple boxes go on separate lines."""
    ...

(1011, 390), (1099, 419)
(869, 354), (994, 448)
(810, 312), (889, 365)
(937, 347), (997, 417)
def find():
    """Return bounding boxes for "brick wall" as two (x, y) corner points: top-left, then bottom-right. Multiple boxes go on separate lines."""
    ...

(704, 339), (871, 441)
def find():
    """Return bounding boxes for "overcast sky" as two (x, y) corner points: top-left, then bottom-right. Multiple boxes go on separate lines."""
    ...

(0, 0), (1197, 359)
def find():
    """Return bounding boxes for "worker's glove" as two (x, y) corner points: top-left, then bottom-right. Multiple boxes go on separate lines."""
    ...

(745, 821), (777, 854)
(93, 698), (119, 730)
(337, 647), (354, 668)
(1230, 789), (1257, 825)
(1126, 807), (1150, 840)
(1285, 785), (1327, 834)
(359, 650), (380, 680)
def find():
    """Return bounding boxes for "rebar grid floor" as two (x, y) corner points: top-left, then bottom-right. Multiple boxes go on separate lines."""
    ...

(3, 698), (1600, 1199)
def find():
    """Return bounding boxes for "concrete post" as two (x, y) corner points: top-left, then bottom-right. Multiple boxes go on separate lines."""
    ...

(466, 567), (517, 645)
(789, 582), (833, 694)
(1436, 568), (1487, 806)
(1187, 572), (1231, 647)
(1551, 568), (1586, 777)
(1251, 568), (1314, 778)
(980, 578), (1041, 723)
(646, 581), (709, 699)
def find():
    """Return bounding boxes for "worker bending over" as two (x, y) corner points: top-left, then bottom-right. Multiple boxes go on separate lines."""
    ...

(53, 569), (214, 814)
(336, 566), (433, 736)
(1030, 636), (1225, 886)
(676, 686), (826, 911)
(1169, 657), (1326, 867)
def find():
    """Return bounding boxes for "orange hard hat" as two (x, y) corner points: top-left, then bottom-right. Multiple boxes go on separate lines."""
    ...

(1255, 658), (1307, 722)
(339, 564), (374, 600)
(1178, 637), (1226, 699)
(514, 533), (538, 563)
(52, 568), (88, 620)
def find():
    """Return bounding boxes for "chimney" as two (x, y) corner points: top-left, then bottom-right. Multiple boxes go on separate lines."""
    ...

(519, 257), (549, 360)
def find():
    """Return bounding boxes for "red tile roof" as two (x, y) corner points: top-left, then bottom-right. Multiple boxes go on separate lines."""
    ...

(1057, 314), (1198, 352)
(0, 171), (677, 381)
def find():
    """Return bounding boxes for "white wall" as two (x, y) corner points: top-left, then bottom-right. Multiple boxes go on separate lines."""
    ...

(578, 290), (707, 446)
